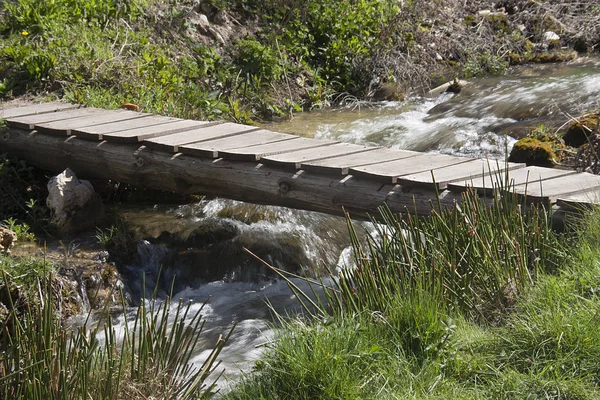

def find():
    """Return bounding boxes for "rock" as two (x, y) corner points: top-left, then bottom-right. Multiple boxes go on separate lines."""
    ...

(208, 26), (226, 45)
(0, 227), (17, 254)
(186, 218), (240, 247)
(508, 137), (556, 167)
(529, 49), (577, 63)
(563, 113), (599, 147)
(372, 82), (405, 102)
(46, 168), (105, 233)
(446, 77), (464, 94)
(543, 31), (560, 42)
(189, 12), (210, 33)
(478, 10), (491, 17)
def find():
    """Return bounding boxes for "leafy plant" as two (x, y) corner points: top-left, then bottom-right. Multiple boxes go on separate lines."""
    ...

(233, 39), (283, 82)
(463, 51), (509, 78)
(1, 217), (34, 241)
(95, 219), (135, 255)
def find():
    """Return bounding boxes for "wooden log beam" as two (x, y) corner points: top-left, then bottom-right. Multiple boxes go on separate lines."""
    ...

(1, 128), (465, 218)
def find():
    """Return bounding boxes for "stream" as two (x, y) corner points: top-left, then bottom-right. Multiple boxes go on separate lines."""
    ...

(108, 59), (600, 391)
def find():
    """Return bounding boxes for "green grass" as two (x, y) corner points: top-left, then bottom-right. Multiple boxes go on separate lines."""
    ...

(226, 189), (600, 399)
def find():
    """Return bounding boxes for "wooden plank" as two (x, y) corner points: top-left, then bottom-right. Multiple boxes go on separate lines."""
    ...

(77, 118), (207, 142)
(349, 153), (475, 184)
(556, 190), (600, 209)
(144, 122), (259, 152)
(35, 109), (147, 136)
(448, 166), (576, 193)
(261, 143), (380, 170)
(218, 137), (339, 161)
(74, 114), (182, 138)
(513, 172), (600, 203)
(302, 148), (421, 175)
(397, 160), (527, 190)
(1, 102), (79, 119)
(5, 108), (103, 130)
(179, 129), (297, 158)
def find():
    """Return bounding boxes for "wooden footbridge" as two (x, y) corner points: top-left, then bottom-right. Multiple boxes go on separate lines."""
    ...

(1, 102), (599, 217)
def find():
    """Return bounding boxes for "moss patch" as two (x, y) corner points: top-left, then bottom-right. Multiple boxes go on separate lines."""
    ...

(509, 49), (578, 65)
(508, 137), (556, 167)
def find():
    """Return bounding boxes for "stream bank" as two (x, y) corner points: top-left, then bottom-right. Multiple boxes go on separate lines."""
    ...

(2, 59), (600, 393)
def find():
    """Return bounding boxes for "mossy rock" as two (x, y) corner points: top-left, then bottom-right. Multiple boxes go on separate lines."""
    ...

(508, 137), (556, 167)
(563, 113), (599, 147)
(532, 49), (577, 63)
(513, 49), (577, 65)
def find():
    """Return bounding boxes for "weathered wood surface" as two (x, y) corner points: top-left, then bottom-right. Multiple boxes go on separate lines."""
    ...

(0, 128), (467, 217)
(35, 109), (147, 136)
(2, 103), (600, 216)
(557, 191), (600, 209)
(73, 115), (183, 140)
(447, 166), (576, 192)
(1, 102), (79, 119)
(397, 160), (526, 190)
(5, 107), (103, 130)
(302, 147), (421, 175)
(144, 122), (259, 152)
(513, 172), (600, 203)
(178, 129), (297, 158)
(92, 119), (210, 142)
(218, 137), (339, 161)
(350, 153), (475, 184)
(261, 143), (379, 170)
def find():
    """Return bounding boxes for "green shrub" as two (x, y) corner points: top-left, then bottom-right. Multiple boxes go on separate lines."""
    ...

(463, 52), (509, 78)
(228, 189), (600, 398)
(233, 39), (282, 82)
(0, 156), (48, 224)
(1, 0), (146, 35)
(276, 0), (399, 93)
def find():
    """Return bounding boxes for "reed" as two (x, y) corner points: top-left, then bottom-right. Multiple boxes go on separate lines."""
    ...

(0, 269), (232, 399)
(259, 182), (565, 323)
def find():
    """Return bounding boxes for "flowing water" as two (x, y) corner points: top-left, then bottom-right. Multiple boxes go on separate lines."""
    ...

(110, 59), (600, 391)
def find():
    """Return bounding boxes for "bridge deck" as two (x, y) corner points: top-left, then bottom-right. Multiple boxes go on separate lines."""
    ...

(1, 102), (599, 216)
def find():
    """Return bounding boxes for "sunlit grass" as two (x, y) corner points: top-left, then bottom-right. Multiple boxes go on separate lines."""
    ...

(227, 186), (600, 399)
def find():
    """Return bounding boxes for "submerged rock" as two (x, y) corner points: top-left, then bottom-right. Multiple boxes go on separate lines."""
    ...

(508, 137), (556, 167)
(47, 168), (105, 233)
